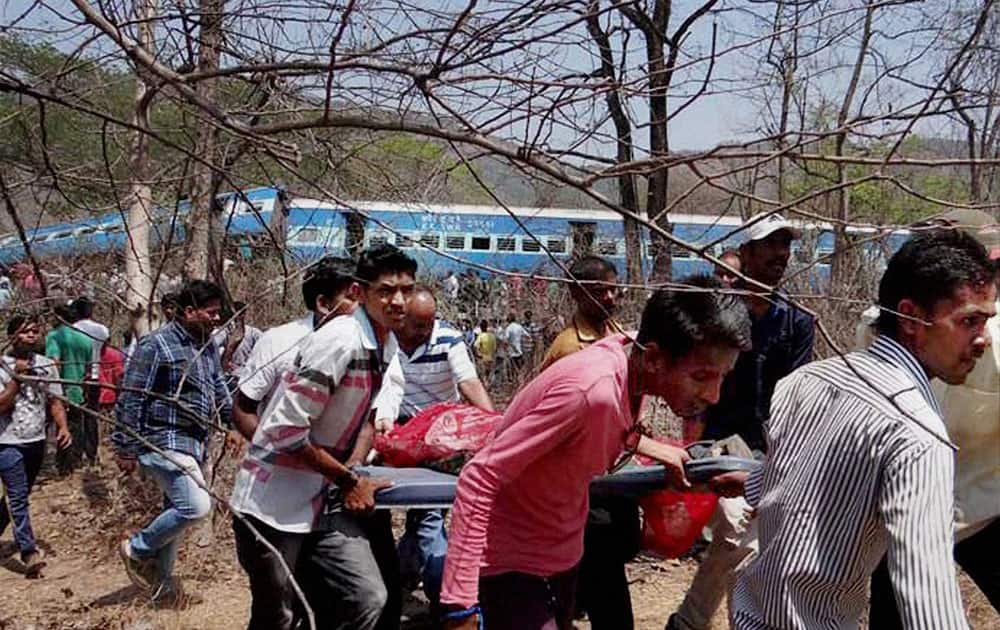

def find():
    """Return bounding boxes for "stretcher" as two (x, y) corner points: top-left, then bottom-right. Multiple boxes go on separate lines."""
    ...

(359, 456), (761, 509)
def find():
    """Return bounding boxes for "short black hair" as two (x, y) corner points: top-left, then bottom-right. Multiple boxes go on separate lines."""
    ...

(637, 274), (752, 358)
(73, 296), (94, 319)
(7, 313), (38, 336)
(161, 292), (180, 310)
(568, 255), (617, 283)
(53, 303), (76, 325)
(302, 256), (357, 310)
(176, 280), (224, 310)
(877, 230), (993, 337)
(355, 244), (417, 285)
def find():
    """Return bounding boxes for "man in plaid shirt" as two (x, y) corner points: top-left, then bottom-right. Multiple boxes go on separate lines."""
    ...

(112, 279), (231, 603)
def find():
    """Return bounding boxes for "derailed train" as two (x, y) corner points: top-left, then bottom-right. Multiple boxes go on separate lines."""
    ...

(0, 186), (909, 281)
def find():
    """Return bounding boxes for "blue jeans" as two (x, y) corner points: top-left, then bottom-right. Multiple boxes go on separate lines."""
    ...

(130, 450), (211, 579)
(397, 508), (448, 603)
(0, 440), (46, 557)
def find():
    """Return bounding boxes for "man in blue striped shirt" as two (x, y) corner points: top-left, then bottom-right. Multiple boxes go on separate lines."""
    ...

(112, 280), (232, 603)
(732, 230), (996, 629)
(392, 286), (493, 610)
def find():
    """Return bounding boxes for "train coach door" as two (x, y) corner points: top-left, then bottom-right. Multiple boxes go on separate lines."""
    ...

(570, 221), (596, 258)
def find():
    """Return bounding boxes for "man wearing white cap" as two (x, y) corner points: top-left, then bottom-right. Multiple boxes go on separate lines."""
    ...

(667, 213), (814, 630)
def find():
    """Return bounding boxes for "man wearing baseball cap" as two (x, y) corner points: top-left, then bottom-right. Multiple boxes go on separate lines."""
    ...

(667, 212), (814, 630)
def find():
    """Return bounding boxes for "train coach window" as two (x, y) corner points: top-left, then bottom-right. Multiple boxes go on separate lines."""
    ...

(420, 233), (440, 249)
(398, 234), (415, 248)
(368, 234), (389, 247)
(496, 237), (516, 252)
(471, 236), (491, 251)
(521, 238), (541, 253)
(446, 234), (466, 250)
(295, 228), (319, 242)
(547, 237), (567, 254)
(597, 239), (618, 256)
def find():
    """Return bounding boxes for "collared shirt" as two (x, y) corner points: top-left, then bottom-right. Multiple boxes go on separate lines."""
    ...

(703, 294), (814, 451)
(229, 307), (401, 533)
(397, 319), (478, 419)
(112, 321), (232, 462)
(855, 303), (1000, 537)
(0, 354), (62, 445)
(733, 335), (967, 630)
(540, 315), (623, 370)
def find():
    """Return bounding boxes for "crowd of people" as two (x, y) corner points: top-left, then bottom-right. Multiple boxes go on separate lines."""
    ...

(0, 208), (997, 630)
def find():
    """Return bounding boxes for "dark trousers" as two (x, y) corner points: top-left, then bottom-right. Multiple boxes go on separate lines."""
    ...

(480, 566), (580, 630)
(870, 517), (1000, 627)
(232, 513), (307, 630)
(577, 496), (641, 630)
(0, 440), (46, 557)
(300, 509), (401, 630)
(56, 405), (96, 471)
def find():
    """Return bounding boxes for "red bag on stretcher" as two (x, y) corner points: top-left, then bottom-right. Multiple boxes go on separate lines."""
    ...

(634, 437), (719, 558)
(639, 488), (718, 558)
(374, 402), (501, 473)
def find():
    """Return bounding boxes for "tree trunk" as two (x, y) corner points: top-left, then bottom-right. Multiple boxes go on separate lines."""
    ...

(830, 2), (874, 294)
(585, 3), (644, 285)
(183, 0), (224, 281)
(125, 0), (157, 337)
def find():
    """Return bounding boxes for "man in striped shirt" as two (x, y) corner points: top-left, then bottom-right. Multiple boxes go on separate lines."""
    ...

(230, 245), (415, 630)
(732, 230), (997, 630)
(393, 286), (493, 608)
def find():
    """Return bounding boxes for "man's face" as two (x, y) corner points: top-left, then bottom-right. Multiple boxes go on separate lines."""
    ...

(181, 298), (223, 339)
(742, 230), (793, 287)
(641, 342), (740, 418)
(715, 254), (742, 288)
(362, 272), (416, 333)
(12, 322), (42, 353)
(399, 294), (436, 349)
(907, 283), (996, 385)
(574, 270), (620, 322)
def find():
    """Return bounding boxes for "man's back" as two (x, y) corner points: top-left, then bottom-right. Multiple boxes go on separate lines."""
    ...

(733, 340), (967, 630)
(46, 325), (92, 404)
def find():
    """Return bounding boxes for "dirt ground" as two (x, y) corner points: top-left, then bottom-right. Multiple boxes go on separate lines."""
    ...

(2, 452), (997, 630)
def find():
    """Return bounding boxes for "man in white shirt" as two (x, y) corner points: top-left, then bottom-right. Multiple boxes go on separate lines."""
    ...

(231, 256), (359, 442)
(393, 287), (493, 608)
(69, 296), (109, 460)
(502, 313), (530, 370)
(731, 230), (996, 629)
(230, 245), (415, 630)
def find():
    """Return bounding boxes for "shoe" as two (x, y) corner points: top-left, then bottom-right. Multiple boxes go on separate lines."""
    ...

(119, 539), (157, 590)
(151, 577), (198, 608)
(22, 550), (46, 578)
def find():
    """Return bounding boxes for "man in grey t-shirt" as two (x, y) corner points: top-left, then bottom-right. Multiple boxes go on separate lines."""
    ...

(0, 314), (72, 577)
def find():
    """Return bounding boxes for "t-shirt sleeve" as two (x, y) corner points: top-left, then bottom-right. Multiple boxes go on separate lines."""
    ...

(43, 361), (63, 399)
(238, 333), (278, 402)
(45, 333), (61, 361)
(448, 340), (478, 384)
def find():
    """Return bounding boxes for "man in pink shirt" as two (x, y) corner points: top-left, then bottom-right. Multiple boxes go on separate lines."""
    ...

(440, 275), (753, 630)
